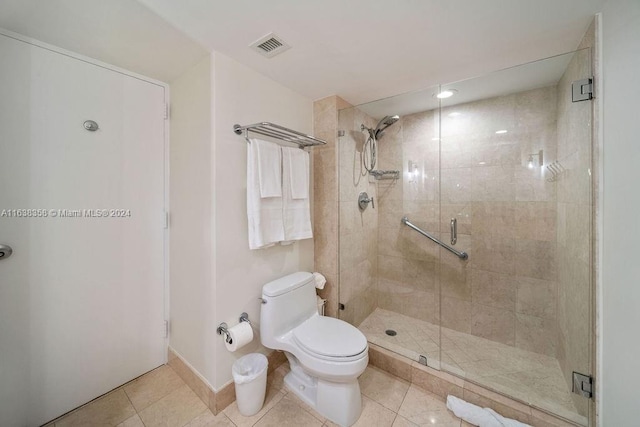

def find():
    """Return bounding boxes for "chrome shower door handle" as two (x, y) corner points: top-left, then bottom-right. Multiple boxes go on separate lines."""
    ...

(450, 218), (457, 245)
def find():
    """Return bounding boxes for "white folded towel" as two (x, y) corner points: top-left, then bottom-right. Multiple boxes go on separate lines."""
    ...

(313, 272), (326, 290)
(288, 148), (309, 199)
(282, 146), (312, 242)
(445, 395), (531, 427)
(256, 139), (282, 197)
(247, 139), (285, 249)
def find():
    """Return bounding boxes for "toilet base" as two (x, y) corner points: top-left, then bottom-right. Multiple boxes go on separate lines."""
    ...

(284, 370), (362, 427)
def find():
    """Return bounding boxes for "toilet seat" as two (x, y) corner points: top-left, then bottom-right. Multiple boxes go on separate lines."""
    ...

(292, 316), (367, 360)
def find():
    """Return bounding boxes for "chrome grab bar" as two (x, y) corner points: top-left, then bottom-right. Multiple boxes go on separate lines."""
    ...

(401, 216), (468, 260)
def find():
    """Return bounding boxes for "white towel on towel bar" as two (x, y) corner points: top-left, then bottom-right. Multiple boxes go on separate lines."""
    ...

(288, 148), (309, 199)
(247, 138), (285, 249)
(255, 139), (282, 197)
(282, 146), (312, 243)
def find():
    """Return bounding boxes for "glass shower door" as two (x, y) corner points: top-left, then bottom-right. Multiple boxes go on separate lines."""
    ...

(337, 86), (444, 370)
(437, 49), (594, 425)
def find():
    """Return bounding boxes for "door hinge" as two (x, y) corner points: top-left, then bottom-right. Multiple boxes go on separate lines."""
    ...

(163, 103), (169, 120)
(164, 211), (169, 229)
(572, 78), (593, 102)
(164, 320), (169, 338)
(572, 371), (593, 399)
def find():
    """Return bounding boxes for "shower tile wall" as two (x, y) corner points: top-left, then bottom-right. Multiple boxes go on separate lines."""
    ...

(556, 26), (594, 416)
(377, 110), (441, 326)
(337, 107), (379, 326)
(378, 86), (560, 356)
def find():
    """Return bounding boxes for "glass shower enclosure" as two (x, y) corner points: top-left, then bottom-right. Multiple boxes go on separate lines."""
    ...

(337, 48), (594, 425)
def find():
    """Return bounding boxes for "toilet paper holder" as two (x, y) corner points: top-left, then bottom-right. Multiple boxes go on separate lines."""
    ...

(217, 312), (251, 344)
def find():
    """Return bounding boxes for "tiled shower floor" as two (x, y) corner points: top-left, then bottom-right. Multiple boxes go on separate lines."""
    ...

(359, 308), (586, 425)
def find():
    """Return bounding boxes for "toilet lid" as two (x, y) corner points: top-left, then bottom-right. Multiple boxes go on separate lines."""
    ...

(292, 316), (367, 358)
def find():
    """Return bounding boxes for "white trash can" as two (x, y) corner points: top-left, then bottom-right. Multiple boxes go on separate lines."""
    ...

(232, 353), (268, 416)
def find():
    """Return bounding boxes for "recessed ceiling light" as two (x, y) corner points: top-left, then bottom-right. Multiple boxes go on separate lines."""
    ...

(495, 129), (508, 134)
(435, 89), (458, 99)
(448, 112), (461, 117)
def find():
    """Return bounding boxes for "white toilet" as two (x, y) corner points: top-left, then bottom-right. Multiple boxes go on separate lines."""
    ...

(260, 272), (369, 427)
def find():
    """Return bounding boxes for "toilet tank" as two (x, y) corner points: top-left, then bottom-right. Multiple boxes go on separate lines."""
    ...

(260, 272), (317, 348)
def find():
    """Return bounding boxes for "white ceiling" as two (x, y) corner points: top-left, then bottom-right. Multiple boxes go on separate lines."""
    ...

(139, 0), (602, 105)
(0, 0), (207, 83)
(0, 0), (602, 105)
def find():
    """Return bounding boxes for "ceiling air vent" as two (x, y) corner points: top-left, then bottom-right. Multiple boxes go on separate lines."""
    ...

(250, 33), (291, 58)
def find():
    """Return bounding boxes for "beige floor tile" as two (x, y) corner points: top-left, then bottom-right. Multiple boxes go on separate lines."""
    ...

(184, 409), (236, 427)
(267, 364), (290, 394)
(325, 396), (396, 427)
(123, 365), (185, 412)
(138, 384), (208, 427)
(398, 386), (461, 427)
(283, 389), (327, 422)
(55, 389), (136, 427)
(392, 415), (419, 427)
(116, 414), (145, 427)
(254, 394), (323, 427)
(223, 387), (285, 427)
(359, 366), (410, 412)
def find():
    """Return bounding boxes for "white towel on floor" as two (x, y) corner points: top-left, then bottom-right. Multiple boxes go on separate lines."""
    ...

(446, 395), (532, 427)
(255, 139), (282, 197)
(281, 146), (312, 243)
(247, 138), (285, 249)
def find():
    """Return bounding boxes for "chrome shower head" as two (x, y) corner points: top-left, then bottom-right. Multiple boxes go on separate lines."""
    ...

(374, 115), (400, 139)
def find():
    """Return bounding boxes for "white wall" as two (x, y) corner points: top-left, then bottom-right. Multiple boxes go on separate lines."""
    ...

(169, 54), (217, 386)
(212, 52), (314, 389)
(601, 0), (640, 424)
(169, 51), (314, 391)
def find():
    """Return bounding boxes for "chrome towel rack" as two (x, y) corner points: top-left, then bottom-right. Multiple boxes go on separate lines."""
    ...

(233, 122), (327, 148)
(402, 216), (468, 260)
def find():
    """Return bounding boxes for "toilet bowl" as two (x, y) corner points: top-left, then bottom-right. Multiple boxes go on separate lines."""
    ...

(260, 272), (368, 427)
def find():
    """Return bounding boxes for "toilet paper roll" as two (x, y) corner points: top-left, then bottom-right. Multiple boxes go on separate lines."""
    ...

(313, 272), (326, 290)
(224, 322), (254, 352)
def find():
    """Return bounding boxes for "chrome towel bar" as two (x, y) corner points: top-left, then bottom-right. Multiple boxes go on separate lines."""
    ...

(233, 122), (327, 148)
(401, 216), (468, 260)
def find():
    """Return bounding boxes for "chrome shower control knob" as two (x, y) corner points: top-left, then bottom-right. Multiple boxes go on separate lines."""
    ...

(358, 192), (374, 211)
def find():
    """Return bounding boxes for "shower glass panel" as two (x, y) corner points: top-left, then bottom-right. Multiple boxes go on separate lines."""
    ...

(337, 48), (593, 426)
(337, 85), (443, 370)
(438, 49), (592, 425)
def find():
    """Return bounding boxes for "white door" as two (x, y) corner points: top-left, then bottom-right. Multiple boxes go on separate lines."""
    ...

(0, 33), (166, 426)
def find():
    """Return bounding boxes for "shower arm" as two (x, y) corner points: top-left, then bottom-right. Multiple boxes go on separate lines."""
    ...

(401, 216), (468, 260)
